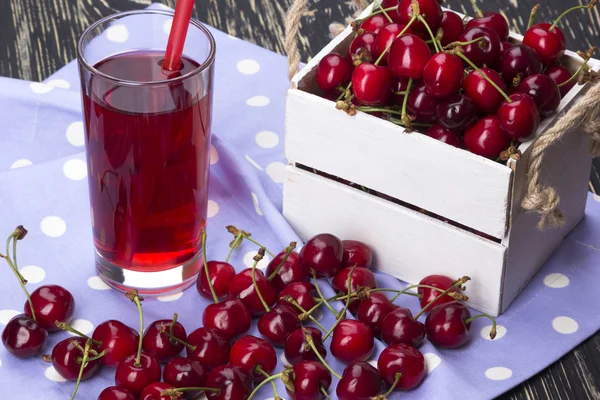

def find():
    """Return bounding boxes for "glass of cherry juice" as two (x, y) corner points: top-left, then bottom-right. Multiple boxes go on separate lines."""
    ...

(77, 9), (215, 295)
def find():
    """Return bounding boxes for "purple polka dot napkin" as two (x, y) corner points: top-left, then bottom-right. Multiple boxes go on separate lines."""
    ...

(1, 3), (600, 399)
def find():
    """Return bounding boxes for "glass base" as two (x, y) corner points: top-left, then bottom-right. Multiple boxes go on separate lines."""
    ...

(95, 250), (201, 296)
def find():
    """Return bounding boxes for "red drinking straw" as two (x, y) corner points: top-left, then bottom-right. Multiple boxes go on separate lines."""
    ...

(163, 0), (195, 71)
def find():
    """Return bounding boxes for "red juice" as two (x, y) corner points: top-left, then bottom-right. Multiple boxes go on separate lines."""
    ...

(82, 50), (211, 272)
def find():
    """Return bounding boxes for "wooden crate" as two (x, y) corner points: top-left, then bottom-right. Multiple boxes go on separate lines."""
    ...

(282, 4), (600, 316)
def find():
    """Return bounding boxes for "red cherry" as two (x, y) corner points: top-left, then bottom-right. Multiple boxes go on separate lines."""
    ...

(24, 284), (75, 331)
(493, 40), (514, 70)
(186, 327), (231, 369)
(501, 44), (543, 88)
(436, 94), (477, 133)
(115, 353), (162, 396)
(142, 318), (186, 362)
(466, 12), (509, 41)
(202, 298), (252, 341)
(92, 320), (140, 367)
(380, 307), (425, 347)
(299, 233), (344, 278)
(351, 63), (393, 105)
(197, 261), (236, 301)
(407, 82), (440, 123)
(464, 116), (510, 159)
(163, 357), (207, 399)
(425, 301), (472, 348)
(397, 0), (443, 33)
(336, 361), (384, 400)
(284, 327), (327, 365)
(498, 93), (540, 141)
(1, 314), (47, 358)
(51, 337), (101, 380)
(361, 14), (388, 33)
(439, 11), (464, 46)
(265, 251), (306, 292)
(388, 34), (431, 79)
(356, 292), (398, 337)
(205, 365), (252, 400)
(140, 382), (174, 400)
(518, 73), (562, 116)
(330, 320), (374, 363)
(523, 23), (566, 66)
(98, 386), (137, 400)
(423, 53), (464, 98)
(316, 53), (353, 93)
(277, 282), (316, 315)
(546, 65), (575, 97)
(380, 0), (404, 23)
(229, 335), (277, 381)
(375, 23), (412, 63)
(418, 274), (457, 309)
(457, 27), (501, 67)
(285, 360), (332, 400)
(377, 343), (426, 390)
(257, 303), (301, 347)
(228, 268), (277, 316)
(426, 125), (464, 148)
(342, 240), (372, 269)
(331, 267), (377, 314)
(463, 68), (507, 115)
(349, 33), (378, 64)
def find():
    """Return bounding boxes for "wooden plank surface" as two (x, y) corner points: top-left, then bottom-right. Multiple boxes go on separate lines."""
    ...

(1, 0), (599, 399)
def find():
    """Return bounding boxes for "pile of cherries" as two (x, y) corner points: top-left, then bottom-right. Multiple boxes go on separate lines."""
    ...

(2, 224), (497, 400)
(316, 0), (598, 160)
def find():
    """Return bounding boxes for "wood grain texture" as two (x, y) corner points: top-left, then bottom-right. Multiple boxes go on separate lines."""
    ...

(0, 0), (599, 398)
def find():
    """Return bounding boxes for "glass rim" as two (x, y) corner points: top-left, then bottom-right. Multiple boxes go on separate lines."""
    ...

(76, 9), (216, 86)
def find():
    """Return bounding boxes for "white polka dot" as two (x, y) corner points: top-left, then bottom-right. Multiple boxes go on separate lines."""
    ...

(41, 216), (67, 238)
(19, 265), (46, 284)
(63, 159), (88, 180)
(207, 200), (219, 218)
(246, 96), (270, 107)
(0, 310), (20, 325)
(368, 360), (378, 368)
(251, 192), (263, 216)
(255, 131), (279, 148)
(481, 325), (507, 340)
(243, 251), (271, 270)
(163, 19), (172, 34)
(245, 155), (263, 170)
(552, 316), (579, 334)
(158, 292), (184, 302)
(106, 24), (129, 43)
(0, 358), (2, 367)
(87, 276), (111, 290)
(424, 353), (442, 373)
(237, 59), (260, 75)
(29, 82), (54, 94)
(485, 366), (513, 380)
(66, 121), (85, 147)
(47, 79), (70, 89)
(45, 366), (67, 382)
(69, 319), (94, 335)
(543, 273), (570, 288)
(210, 144), (219, 165)
(266, 162), (286, 184)
(10, 159), (33, 169)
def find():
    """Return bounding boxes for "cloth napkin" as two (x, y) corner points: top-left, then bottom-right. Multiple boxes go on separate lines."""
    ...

(1, 3), (600, 399)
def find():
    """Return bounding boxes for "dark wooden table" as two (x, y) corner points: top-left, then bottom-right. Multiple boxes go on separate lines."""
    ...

(1, 0), (599, 398)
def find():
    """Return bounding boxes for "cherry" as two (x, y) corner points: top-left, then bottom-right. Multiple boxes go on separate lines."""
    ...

(284, 360), (332, 400)
(436, 94), (477, 133)
(501, 44), (543, 87)
(342, 240), (372, 269)
(331, 267), (377, 314)
(463, 68), (507, 115)
(351, 63), (393, 105)
(439, 11), (464, 46)
(397, 0), (443, 33)
(330, 320), (374, 363)
(380, 0), (404, 23)
(205, 365), (252, 400)
(115, 352), (162, 396)
(523, 23), (566, 66)
(388, 34), (431, 79)
(51, 337), (101, 381)
(98, 386), (137, 400)
(92, 320), (140, 367)
(518, 73), (561, 116)
(228, 268), (277, 316)
(257, 303), (301, 347)
(163, 357), (207, 399)
(316, 53), (353, 93)
(142, 318), (186, 362)
(356, 292), (398, 337)
(360, 14), (388, 33)
(299, 233), (344, 278)
(284, 327), (327, 365)
(265, 251), (305, 292)
(349, 33), (378, 64)
(278, 282), (316, 315)
(464, 116), (510, 159)
(197, 261), (236, 301)
(336, 361), (384, 400)
(423, 53), (464, 98)
(407, 82), (440, 123)
(377, 343), (426, 390)
(498, 93), (540, 141)
(1, 314), (47, 358)
(375, 23), (412, 64)
(24, 284), (75, 331)
(392, 77), (411, 105)
(457, 27), (501, 67)
(229, 335), (277, 382)
(380, 307), (426, 347)
(426, 125), (464, 148)
(425, 300), (472, 348)
(466, 12), (509, 41)
(418, 274), (457, 309)
(202, 298), (252, 341)
(546, 65), (575, 97)
(493, 40), (514, 70)
(140, 382), (174, 400)
(186, 327), (231, 369)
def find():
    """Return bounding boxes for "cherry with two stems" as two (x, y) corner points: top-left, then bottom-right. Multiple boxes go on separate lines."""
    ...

(51, 337), (103, 381)
(67, 339), (97, 400)
(284, 327), (327, 365)
(265, 242), (303, 292)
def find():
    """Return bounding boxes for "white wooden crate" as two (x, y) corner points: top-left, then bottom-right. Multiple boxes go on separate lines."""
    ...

(282, 4), (600, 316)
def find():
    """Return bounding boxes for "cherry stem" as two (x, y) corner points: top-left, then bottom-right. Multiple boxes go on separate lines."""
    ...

(160, 326), (196, 351)
(201, 229), (219, 304)
(453, 51), (512, 102)
(243, 235), (276, 259)
(247, 371), (283, 400)
(382, 373), (403, 398)
(168, 313), (178, 345)
(469, 0), (484, 18)
(417, 16), (441, 52)
(413, 276), (470, 319)
(550, 0), (596, 31)
(323, 266), (354, 340)
(355, 107), (404, 116)
(375, 0), (394, 23)
(162, 387), (221, 396)
(225, 232), (243, 264)
(267, 241), (297, 281)
(286, 297), (328, 332)
(312, 270), (340, 318)
(252, 247), (271, 313)
(2, 228), (35, 321)
(445, 37), (486, 50)
(367, 5), (399, 18)
(256, 365), (281, 399)
(84, 349), (107, 362)
(375, 15), (417, 65)
(528, 4), (541, 29)
(304, 330), (342, 379)
(70, 339), (91, 400)
(55, 321), (102, 346)
(464, 313), (498, 339)
(320, 386), (331, 399)
(401, 78), (414, 124)
(127, 290), (144, 367)
(559, 48), (595, 87)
